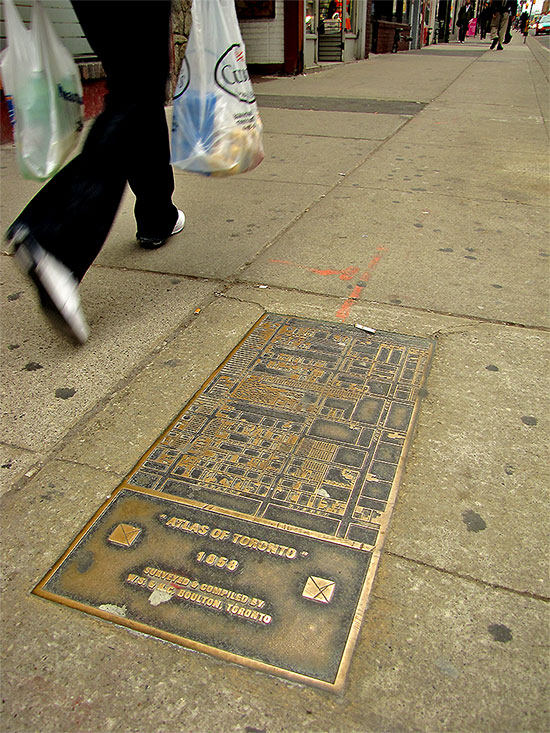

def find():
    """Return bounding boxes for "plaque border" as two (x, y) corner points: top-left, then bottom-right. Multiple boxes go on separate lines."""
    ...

(32, 314), (435, 693)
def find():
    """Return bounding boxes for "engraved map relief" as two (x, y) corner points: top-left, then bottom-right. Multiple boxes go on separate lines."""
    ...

(127, 314), (433, 549)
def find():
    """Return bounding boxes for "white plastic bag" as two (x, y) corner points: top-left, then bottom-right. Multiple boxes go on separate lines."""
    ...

(171, 0), (264, 177)
(0, 0), (83, 180)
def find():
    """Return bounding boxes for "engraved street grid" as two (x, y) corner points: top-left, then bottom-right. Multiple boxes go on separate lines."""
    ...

(126, 314), (433, 550)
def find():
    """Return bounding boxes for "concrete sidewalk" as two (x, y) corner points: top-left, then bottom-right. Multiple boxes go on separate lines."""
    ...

(1, 35), (548, 732)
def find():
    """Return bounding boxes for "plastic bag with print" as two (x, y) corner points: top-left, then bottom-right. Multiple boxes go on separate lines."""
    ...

(171, 0), (264, 176)
(0, 0), (83, 180)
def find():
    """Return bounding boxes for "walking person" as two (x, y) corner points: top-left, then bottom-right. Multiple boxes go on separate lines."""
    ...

(519, 9), (529, 41)
(479, 1), (492, 39)
(489, 0), (517, 49)
(5, 1), (185, 344)
(457, 0), (474, 42)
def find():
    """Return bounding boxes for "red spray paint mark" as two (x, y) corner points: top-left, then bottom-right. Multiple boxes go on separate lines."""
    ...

(338, 266), (360, 281)
(267, 250), (385, 322)
(308, 267), (342, 277)
(336, 247), (386, 322)
(269, 260), (359, 281)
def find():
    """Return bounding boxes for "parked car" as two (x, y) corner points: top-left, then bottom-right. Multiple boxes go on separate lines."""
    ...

(535, 13), (550, 34)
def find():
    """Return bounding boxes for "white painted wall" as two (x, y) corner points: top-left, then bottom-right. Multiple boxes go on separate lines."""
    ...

(0, 0), (93, 56)
(239, 0), (285, 64)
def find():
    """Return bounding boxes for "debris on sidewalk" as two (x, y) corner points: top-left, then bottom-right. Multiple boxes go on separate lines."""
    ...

(355, 323), (376, 334)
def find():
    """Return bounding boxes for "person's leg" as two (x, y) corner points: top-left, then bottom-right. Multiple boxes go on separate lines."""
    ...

(497, 11), (510, 46)
(9, 101), (129, 281)
(73, 0), (179, 241)
(490, 12), (501, 46)
(6, 20), (131, 343)
(7, 1), (178, 341)
(128, 101), (179, 241)
(7, 2), (137, 276)
(10, 0), (176, 269)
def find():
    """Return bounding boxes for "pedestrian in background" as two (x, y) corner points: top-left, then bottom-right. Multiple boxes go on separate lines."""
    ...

(479, 1), (492, 39)
(457, 0), (474, 42)
(490, 0), (518, 49)
(519, 9), (529, 40)
(5, 1), (185, 344)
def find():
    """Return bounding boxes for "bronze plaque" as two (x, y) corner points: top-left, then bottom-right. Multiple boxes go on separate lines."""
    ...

(33, 315), (434, 691)
(34, 488), (374, 691)
(127, 314), (435, 552)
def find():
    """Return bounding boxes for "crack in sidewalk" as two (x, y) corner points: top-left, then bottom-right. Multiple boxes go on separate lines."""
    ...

(385, 551), (550, 603)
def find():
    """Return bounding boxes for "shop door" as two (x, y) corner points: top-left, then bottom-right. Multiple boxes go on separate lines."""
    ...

(318, 0), (343, 61)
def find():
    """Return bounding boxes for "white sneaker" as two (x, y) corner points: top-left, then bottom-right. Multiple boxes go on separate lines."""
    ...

(11, 227), (89, 344)
(137, 209), (185, 249)
(172, 209), (186, 235)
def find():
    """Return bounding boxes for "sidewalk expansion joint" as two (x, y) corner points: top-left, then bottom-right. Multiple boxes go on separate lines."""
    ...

(91, 263), (226, 287)
(56, 456), (126, 478)
(227, 284), (550, 333)
(385, 551), (550, 602)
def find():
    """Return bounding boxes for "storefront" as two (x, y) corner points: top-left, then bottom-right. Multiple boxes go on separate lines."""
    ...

(1, 0), (371, 143)
(306, 0), (369, 65)
(238, 0), (369, 73)
(370, 0), (414, 52)
(425, 0), (438, 44)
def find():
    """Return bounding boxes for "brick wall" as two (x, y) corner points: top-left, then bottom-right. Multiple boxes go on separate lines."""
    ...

(372, 20), (411, 53)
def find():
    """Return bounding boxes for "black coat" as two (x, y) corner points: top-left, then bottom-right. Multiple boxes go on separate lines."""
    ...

(490, 0), (517, 16)
(458, 3), (474, 25)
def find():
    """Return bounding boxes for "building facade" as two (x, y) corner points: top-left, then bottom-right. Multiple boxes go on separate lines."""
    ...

(238, 0), (370, 72)
(3, 0), (476, 143)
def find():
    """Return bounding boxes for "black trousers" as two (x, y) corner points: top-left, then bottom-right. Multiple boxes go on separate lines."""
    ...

(9, 1), (177, 281)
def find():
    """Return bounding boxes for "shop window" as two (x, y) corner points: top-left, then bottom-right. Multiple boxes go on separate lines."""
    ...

(306, 0), (317, 33)
(347, 0), (356, 31)
(372, 0), (390, 20)
(319, 0), (356, 31)
(372, 0), (408, 22)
